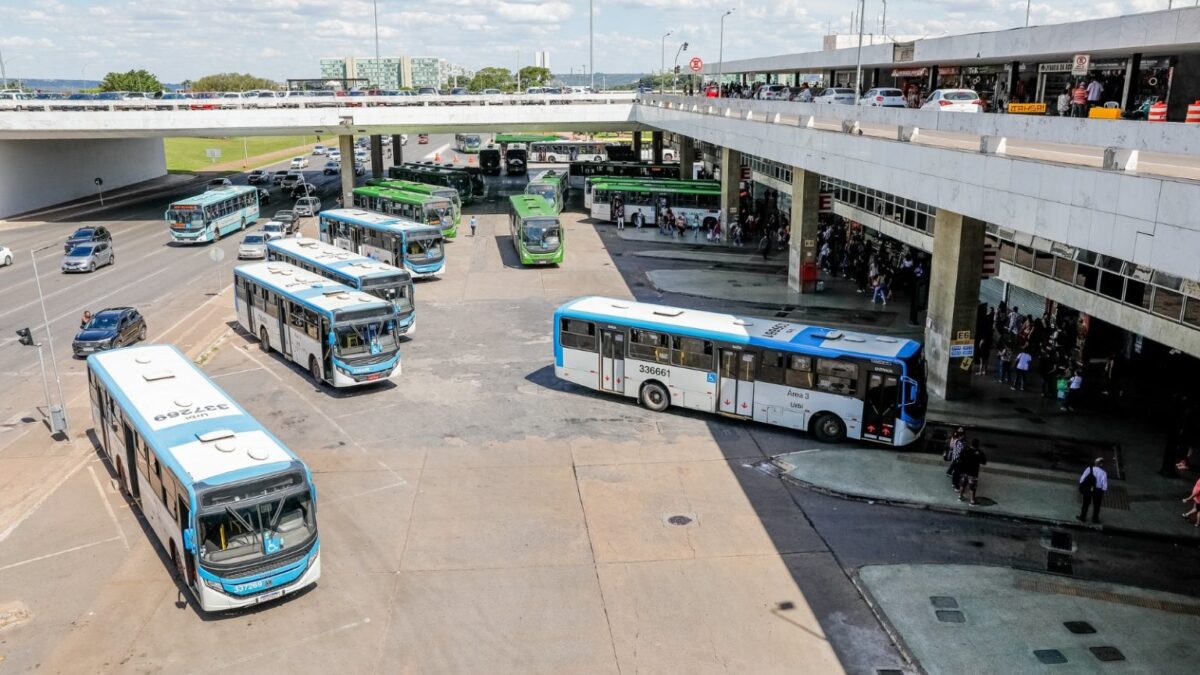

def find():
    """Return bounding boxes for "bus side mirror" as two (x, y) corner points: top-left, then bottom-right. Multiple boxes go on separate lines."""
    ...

(901, 377), (918, 404)
(183, 528), (196, 553)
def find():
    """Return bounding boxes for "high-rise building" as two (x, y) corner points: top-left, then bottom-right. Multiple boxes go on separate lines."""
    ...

(534, 51), (550, 70)
(404, 57), (443, 89)
(318, 56), (403, 90)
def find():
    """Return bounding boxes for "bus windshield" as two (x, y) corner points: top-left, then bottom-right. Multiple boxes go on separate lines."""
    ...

(405, 234), (443, 262)
(332, 310), (401, 358)
(424, 200), (453, 227)
(363, 277), (413, 313)
(198, 489), (315, 567)
(522, 218), (561, 252)
(168, 209), (205, 229)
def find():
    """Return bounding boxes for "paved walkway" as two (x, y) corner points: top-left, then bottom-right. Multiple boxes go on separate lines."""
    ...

(615, 225), (738, 249)
(859, 564), (1200, 675)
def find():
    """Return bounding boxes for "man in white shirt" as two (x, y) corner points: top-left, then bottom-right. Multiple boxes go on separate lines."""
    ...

(1085, 77), (1103, 111)
(1077, 458), (1108, 524)
(1013, 349), (1033, 391)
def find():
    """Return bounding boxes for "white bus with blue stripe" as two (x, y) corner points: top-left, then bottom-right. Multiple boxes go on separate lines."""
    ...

(166, 186), (260, 244)
(86, 344), (319, 612)
(317, 209), (445, 279)
(266, 237), (416, 336)
(553, 297), (927, 446)
(234, 261), (403, 387)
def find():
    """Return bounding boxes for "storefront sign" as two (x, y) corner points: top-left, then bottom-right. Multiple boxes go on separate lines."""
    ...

(1007, 102), (1047, 114)
(1071, 54), (1091, 76)
(893, 42), (915, 63)
(963, 64), (1007, 75)
(1039, 60), (1125, 74)
(949, 339), (975, 358)
(939, 66), (960, 76)
(891, 67), (928, 78)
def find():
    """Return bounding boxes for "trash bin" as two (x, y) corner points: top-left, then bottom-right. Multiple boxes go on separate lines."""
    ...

(49, 404), (67, 434)
(801, 262), (819, 292)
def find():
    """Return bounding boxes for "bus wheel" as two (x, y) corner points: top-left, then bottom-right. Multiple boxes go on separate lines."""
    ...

(309, 356), (322, 384)
(547, 155), (557, 162)
(811, 413), (846, 444)
(259, 327), (270, 353)
(169, 542), (181, 581)
(639, 382), (670, 412)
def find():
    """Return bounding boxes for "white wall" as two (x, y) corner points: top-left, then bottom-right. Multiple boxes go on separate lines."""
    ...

(0, 138), (165, 218)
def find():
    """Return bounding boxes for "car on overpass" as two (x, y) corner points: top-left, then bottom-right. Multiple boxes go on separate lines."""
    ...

(208, 177), (232, 188)
(0, 244), (12, 267)
(290, 156), (310, 169)
(813, 87), (857, 105)
(294, 196), (322, 217)
(272, 210), (298, 234)
(237, 233), (268, 260)
(281, 171), (304, 190)
(261, 221), (286, 241)
(417, 87), (438, 96)
(859, 88), (907, 108)
(313, 145), (327, 155)
(71, 307), (146, 357)
(921, 89), (983, 113)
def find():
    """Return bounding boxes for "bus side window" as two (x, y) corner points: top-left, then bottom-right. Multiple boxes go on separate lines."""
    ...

(671, 336), (714, 370)
(787, 356), (815, 389)
(289, 301), (306, 330)
(148, 454), (164, 502)
(629, 329), (670, 364)
(758, 351), (786, 385)
(136, 436), (150, 479)
(815, 358), (857, 395)
(163, 472), (177, 517)
(304, 309), (319, 339)
(560, 319), (597, 352)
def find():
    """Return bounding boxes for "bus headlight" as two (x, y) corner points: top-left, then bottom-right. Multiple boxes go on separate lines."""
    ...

(202, 577), (225, 593)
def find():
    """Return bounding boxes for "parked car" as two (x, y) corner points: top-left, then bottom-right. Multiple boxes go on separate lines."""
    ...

(261, 221), (287, 241)
(418, 134), (429, 144)
(290, 182), (318, 199)
(0, 244), (11, 267)
(247, 169), (271, 184)
(921, 89), (983, 113)
(399, 134), (408, 145)
(257, 188), (271, 205)
(64, 226), (111, 253)
(238, 233), (268, 260)
(313, 145), (327, 155)
(61, 241), (114, 273)
(323, 161), (341, 175)
(859, 87), (907, 108)
(273, 210), (298, 233)
(271, 170), (289, 185)
(417, 87), (438, 96)
(813, 87), (857, 105)
(72, 307), (146, 357)
(290, 156), (309, 169)
(280, 171), (304, 189)
(756, 84), (789, 100)
(294, 196), (322, 217)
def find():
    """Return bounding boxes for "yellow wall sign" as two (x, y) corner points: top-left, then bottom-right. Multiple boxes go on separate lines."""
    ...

(1007, 102), (1047, 114)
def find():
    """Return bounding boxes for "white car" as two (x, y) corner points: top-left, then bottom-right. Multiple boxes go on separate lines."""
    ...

(859, 87), (907, 108)
(261, 221), (286, 241)
(813, 87), (857, 105)
(289, 156), (309, 169)
(237, 234), (268, 260)
(0, 245), (12, 267)
(294, 196), (322, 217)
(312, 145), (327, 155)
(921, 89), (983, 113)
(756, 84), (789, 100)
(329, 150), (342, 162)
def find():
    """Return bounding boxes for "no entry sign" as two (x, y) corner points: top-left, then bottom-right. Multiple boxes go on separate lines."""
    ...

(689, 57), (704, 73)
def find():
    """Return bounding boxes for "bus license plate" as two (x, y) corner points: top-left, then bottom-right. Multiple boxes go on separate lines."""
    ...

(256, 589), (284, 604)
(366, 373), (382, 381)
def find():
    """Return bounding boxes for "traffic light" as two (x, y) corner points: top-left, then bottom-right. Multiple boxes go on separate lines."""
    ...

(16, 327), (33, 346)
(674, 65), (680, 74)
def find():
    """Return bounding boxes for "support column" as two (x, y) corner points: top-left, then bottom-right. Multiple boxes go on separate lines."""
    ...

(925, 209), (986, 400)
(632, 131), (642, 162)
(391, 134), (403, 167)
(370, 134), (384, 179)
(787, 168), (820, 293)
(338, 134), (355, 206)
(678, 136), (695, 178)
(718, 147), (742, 239)
(651, 131), (663, 164)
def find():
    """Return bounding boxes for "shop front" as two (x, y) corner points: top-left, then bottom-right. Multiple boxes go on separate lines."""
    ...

(1036, 59), (1128, 109)
(890, 67), (928, 107)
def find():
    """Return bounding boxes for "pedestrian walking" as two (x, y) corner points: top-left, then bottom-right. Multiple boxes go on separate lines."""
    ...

(956, 439), (988, 506)
(1056, 88), (1071, 116)
(469, 215), (477, 237)
(997, 344), (1013, 385)
(944, 427), (966, 488)
(1076, 458), (1108, 524)
(1062, 370), (1083, 411)
(1013, 347), (1032, 391)
(758, 233), (771, 260)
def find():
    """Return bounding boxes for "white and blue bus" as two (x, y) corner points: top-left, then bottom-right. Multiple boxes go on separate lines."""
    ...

(166, 186), (260, 244)
(317, 208), (445, 279)
(267, 237), (416, 336)
(553, 297), (927, 446)
(234, 261), (403, 387)
(87, 344), (320, 612)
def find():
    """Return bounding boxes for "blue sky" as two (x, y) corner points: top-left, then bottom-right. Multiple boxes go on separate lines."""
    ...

(0, 0), (1166, 82)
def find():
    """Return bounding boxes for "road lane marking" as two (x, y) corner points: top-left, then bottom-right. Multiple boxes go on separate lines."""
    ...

(0, 453), (91, 544)
(0, 536), (122, 572)
(88, 464), (130, 551)
(321, 480), (407, 507)
(217, 618), (369, 669)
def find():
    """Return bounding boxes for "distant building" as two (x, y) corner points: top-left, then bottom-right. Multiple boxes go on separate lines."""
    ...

(319, 56), (473, 90)
(535, 51), (551, 70)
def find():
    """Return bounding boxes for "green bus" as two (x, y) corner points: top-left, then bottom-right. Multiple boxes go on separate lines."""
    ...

(495, 133), (561, 145)
(508, 194), (563, 266)
(587, 178), (721, 231)
(424, 162), (485, 198)
(351, 185), (458, 238)
(388, 164), (475, 204)
(525, 169), (568, 213)
(365, 178), (461, 235)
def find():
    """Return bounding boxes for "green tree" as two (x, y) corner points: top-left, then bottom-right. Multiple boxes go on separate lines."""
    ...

(98, 69), (163, 93)
(192, 72), (278, 92)
(517, 66), (552, 90)
(469, 67), (514, 92)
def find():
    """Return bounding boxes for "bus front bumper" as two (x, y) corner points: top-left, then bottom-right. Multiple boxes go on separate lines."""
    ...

(195, 547), (321, 612)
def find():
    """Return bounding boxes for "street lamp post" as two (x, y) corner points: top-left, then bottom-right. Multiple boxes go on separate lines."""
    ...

(29, 246), (68, 436)
(718, 9), (734, 98)
(372, 0), (380, 60)
(1025, 0), (1032, 26)
(589, 0), (595, 92)
(660, 31), (672, 93)
(853, 0), (866, 100)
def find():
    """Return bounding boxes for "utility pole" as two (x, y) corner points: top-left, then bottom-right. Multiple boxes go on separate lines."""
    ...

(854, 0), (866, 100)
(589, 0), (595, 92)
(661, 31), (672, 93)
(372, 0), (380, 60)
(718, 8), (734, 97)
(881, 0), (888, 36)
(29, 247), (68, 436)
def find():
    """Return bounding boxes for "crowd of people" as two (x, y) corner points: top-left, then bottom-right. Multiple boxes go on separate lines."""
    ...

(974, 303), (1087, 411)
(815, 219), (927, 308)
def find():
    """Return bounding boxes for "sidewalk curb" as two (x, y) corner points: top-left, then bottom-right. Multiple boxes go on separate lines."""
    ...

(847, 570), (926, 675)
(775, 465), (1200, 546)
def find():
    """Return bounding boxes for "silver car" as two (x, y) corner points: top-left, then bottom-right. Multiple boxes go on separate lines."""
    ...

(61, 241), (114, 273)
(238, 234), (268, 259)
(294, 196), (321, 217)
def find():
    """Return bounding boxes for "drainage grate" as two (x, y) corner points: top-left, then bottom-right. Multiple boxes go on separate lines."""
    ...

(667, 515), (693, 526)
(929, 596), (959, 609)
(1049, 531), (1073, 551)
(1063, 621), (1096, 634)
(935, 610), (965, 623)
(1090, 646), (1125, 662)
(1015, 579), (1200, 617)
(1033, 649), (1068, 665)
(1047, 551), (1074, 575)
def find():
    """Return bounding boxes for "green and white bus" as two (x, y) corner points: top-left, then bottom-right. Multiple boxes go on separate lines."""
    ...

(583, 177), (720, 209)
(365, 178), (461, 234)
(352, 185), (457, 238)
(508, 194), (563, 266)
(567, 161), (682, 190)
(454, 134), (483, 153)
(388, 164), (475, 204)
(166, 186), (260, 244)
(528, 140), (608, 163)
(589, 179), (722, 230)
(525, 169), (568, 213)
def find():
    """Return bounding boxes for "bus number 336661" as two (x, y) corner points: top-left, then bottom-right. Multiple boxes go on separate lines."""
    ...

(638, 365), (670, 378)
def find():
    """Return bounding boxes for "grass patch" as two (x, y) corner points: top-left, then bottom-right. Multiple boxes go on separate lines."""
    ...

(164, 136), (324, 172)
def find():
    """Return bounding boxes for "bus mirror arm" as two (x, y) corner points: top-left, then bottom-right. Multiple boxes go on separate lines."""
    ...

(183, 528), (197, 553)
(901, 376), (918, 404)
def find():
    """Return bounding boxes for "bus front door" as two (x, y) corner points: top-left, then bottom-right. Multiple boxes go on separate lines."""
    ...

(123, 422), (140, 500)
(862, 370), (900, 444)
(718, 349), (756, 417)
(277, 301), (291, 359)
(599, 330), (625, 394)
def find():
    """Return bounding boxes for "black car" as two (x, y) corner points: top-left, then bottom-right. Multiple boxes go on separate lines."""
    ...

(72, 307), (146, 357)
(257, 188), (271, 205)
(273, 210), (298, 233)
(64, 226), (111, 253)
(290, 182), (318, 198)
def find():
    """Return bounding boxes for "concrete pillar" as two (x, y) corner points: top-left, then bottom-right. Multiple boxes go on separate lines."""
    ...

(1121, 53), (1141, 112)
(718, 147), (742, 239)
(651, 131), (663, 164)
(632, 131), (642, 161)
(338, 134), (355, 206)
(787, 168), (821, 293)
(391, 134), (403, 166)
(370, 134), (384, 179)
(678, 136), (695, 178)
(925, 209), (986, 400)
